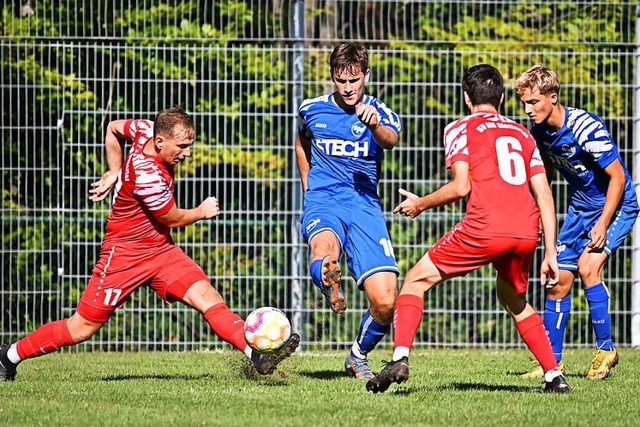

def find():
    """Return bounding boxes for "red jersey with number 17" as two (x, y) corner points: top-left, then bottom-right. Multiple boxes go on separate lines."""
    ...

(103, 119), (176, 246)
(443, 112), (546, 239)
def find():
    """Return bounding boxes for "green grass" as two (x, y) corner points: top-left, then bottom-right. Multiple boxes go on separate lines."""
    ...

(1, 348), (639, 426)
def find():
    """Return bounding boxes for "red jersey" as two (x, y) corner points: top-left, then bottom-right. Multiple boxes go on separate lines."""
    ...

(443, 112), (545, 239)
(103, 119), (176, 246)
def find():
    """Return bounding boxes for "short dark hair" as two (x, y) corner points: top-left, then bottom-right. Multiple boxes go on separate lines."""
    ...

(461, 64), (504, 110)
(153, 106), (194, 138)
(330, 42), (369, 77)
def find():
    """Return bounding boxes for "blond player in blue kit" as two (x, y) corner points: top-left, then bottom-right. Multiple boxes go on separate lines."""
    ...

(516, 65), (639, 380)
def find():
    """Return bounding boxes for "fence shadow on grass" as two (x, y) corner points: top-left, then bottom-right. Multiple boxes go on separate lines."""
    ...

(101, 373), (217, 381)
(443, 382), (538, 393)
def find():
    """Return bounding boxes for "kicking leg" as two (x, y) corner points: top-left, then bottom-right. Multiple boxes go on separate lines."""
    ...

(308, 231), (346, 314)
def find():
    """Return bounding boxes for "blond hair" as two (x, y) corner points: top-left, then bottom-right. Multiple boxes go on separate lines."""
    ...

(514, 64), (560, 97)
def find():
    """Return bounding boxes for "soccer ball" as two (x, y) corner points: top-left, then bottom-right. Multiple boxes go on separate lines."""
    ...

(244, 307), (292, 354)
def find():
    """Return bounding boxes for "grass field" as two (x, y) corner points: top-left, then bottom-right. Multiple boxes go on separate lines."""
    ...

(1, 348), (639, 426)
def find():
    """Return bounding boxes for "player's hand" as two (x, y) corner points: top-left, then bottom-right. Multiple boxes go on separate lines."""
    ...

(540, 256), (559, 289)
(199, 197), (220, 219)
(89, 171), (119, 202)
(587, 221), (607, 251)
(355, 102), (380, 129)
(393, 188), (422, 218)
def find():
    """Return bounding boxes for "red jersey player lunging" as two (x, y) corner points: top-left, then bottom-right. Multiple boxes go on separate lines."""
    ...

(365, 65), (571, 394)
(0, 107), (299, 381)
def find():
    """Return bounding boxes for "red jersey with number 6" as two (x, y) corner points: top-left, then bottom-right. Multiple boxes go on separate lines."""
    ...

(103, 119), (176, 246)
(443, 112), (545, 239)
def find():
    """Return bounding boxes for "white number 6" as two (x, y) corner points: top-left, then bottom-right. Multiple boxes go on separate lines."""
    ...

(495, 136), (526, 185)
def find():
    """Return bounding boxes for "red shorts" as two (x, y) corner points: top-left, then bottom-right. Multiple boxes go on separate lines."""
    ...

(428, 224), (538, 294)
(77, 243), (208, 323)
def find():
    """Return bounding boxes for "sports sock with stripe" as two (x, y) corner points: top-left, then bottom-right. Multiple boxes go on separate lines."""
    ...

(350, 309), (389, 359)
(544, 295), (571, 363)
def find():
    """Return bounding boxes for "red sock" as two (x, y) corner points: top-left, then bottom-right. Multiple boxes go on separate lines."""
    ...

(393, 294), (424, 349)
(204, 303), (247, 352)
(517, 313), (557, 373)
(16, 319), (75, 360)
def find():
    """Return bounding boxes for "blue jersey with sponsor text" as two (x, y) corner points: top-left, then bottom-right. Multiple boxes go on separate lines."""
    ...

(298, 93), (401, 205)
(530, 107), (638, 211)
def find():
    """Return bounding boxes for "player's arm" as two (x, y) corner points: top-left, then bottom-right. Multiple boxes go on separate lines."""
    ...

(529, 172), (559, 287)
(89, 119), (130, 202)
(393, 161), (470, 218)
(156, 197), (220, 228)
(369, 123), (398, 150)
(588, 158), (626, 250)
(355, 102), (398, 149)
(295, 133), (312, 192)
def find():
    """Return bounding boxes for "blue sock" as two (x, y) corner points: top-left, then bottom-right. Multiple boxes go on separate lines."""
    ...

(309, 258), (323, 291)
(351, 310), (390, 359)
(584, 282), (614, 351)
(544, 295), (571, 363)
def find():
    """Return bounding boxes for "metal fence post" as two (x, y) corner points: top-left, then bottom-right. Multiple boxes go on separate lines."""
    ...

(290, 0), (305, 348)
(632, 3), (640, 346)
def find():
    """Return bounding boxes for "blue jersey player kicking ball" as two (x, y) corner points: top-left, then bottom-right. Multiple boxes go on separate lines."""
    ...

(295, 42), (401, 379)
(515, 65), (639, 380)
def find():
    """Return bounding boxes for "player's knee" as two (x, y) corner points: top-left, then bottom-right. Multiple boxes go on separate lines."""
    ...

(183, 281), (224, 312)
(577, 263), (602, 285)
(370, 301), (394, 324)
(546, 285), (569, 299)
(502, 296), (528, 318)
(309, 233), (340, 258)
(67, 317), (103, 343)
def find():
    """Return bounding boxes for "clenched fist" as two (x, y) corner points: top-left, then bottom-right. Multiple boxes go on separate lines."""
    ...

(355, 102), (381, 129)
(199, 197), (220, 219)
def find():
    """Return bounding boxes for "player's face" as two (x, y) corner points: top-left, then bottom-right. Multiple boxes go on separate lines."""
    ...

(519, 88), (557, 125)
(332, 67), (370, 108)
(157, 126), (195, 165)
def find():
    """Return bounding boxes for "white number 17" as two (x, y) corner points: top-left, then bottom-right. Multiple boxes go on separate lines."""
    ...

(103, 288), (122, 306)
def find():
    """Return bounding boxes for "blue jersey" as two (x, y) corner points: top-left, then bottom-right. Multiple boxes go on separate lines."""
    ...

(298, 93), (401, 205)
(530, 107), (638, 211)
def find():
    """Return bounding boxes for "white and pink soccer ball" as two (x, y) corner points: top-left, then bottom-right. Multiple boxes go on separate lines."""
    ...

(244, 307), (292, 354)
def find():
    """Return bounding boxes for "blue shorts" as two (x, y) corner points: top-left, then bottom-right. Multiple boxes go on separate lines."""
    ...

(301, 199), (399, 288)
(557, 204), (639, 271)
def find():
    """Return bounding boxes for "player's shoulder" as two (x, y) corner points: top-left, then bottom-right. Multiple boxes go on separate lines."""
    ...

(566, 106), (605, 129)
(299, 94), (332, 114)
(445, 112), (486, 133)
(443, 115), (473, 142)
(565, 106), (608, 139)
(365, 94), (387, 108)
(445, 114), (470, 129)
(128, 119), (154, 136)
